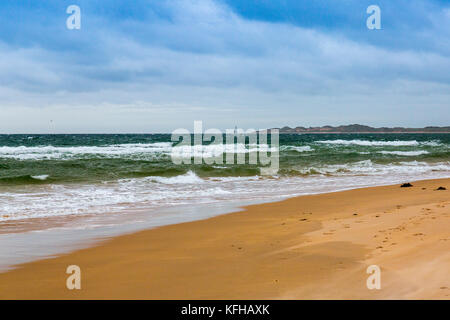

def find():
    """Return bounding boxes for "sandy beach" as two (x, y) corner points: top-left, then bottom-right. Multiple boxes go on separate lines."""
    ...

(0, 178), (448, 299)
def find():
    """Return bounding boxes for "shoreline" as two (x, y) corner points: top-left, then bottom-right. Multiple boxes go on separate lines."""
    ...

(0, 178), (449, 299)
(3, 175), (448, 272)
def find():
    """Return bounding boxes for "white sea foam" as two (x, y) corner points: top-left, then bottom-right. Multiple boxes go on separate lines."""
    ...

(0, 139), (444, 161)
(379, 150), (429, 156)
(421, 141), (443, 147)
(31, 174), (49, 180)
(280, 145), (314, 152)
(0, 142), (281, 160)
(317, 139), (420, 146)
(149, 171), (204, 184)
(0, 143), (173, 160)
(171, 143), (278, 159)
(294, 160), (450, 176)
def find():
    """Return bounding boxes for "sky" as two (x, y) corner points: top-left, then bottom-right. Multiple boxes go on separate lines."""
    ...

(0, 0), (449, 133)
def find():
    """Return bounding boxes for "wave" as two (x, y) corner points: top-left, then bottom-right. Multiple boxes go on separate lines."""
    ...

(31, 174), (50, 180)
(379, 150), (429, 156)
(1, 134), (449, 224)
(0, 143), (173, 160)
(2, 161), (449, 222)
(280, 145), (314, 152)
(317, 139), (421, 146)
(286, 160), (450, 176)
(1, 139), (445, 161)
(0, 174), (51, 184)
(148, 171), (204, 184)
(171, 143), (278, 159)
(0, 142), (281, 160)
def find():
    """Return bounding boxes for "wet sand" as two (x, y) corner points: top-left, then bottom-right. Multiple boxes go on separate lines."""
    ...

(0, 178), (449, 299)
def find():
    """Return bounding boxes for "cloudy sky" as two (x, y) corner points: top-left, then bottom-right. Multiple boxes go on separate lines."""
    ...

(0, 0), (449, 133)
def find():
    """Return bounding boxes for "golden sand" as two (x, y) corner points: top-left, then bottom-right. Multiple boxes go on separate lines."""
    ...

(0, 178), (448, 299)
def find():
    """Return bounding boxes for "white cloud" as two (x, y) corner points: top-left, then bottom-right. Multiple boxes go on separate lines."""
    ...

(0, 0), (449, 132)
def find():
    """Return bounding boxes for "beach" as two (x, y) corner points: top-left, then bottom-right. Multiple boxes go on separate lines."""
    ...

(2, 0), (450, 305)
(0, 178), (448, 299)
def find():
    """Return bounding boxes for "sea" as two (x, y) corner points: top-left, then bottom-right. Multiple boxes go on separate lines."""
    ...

(0, 133), (449, 269)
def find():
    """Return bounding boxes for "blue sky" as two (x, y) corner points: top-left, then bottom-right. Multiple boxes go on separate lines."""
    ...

(0, 0), (449, 132)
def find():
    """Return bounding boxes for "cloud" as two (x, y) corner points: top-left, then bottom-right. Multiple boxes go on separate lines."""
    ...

(0, 0), (449, 132)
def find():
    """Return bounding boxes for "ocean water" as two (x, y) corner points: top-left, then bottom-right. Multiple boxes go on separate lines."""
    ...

(0, 133), (449, 227)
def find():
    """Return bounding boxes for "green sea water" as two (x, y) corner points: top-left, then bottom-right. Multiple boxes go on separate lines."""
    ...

(0, 133), (448, 185)
(0, 133), (449, 222)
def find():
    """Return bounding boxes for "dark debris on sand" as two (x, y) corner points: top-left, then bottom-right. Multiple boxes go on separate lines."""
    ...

(400, 183), (413, 188)
(435, 186), (446, 191)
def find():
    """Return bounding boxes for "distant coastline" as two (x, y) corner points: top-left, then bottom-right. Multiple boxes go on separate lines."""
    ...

(272, 124), (450, 134)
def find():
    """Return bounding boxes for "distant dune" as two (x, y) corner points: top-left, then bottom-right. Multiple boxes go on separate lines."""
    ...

(273, 124), (450, 133)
